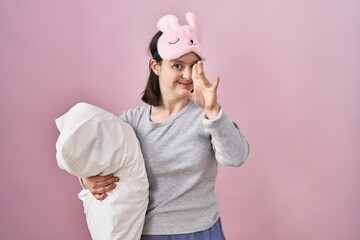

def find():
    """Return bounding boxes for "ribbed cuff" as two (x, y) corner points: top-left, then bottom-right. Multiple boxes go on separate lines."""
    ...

(79, 177), (87, 190)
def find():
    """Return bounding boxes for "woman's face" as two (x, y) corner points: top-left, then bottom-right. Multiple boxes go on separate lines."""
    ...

(155, 52), (200, 101)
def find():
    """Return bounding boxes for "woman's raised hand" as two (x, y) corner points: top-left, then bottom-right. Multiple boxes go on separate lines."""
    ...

(82, 174), (119, 200)
(179, 61), (221, 119)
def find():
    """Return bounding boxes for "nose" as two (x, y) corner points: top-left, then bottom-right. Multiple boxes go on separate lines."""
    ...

(182, 67), (192, 80)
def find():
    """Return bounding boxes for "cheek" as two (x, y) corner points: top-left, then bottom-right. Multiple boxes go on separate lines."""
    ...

(161, 70), (180, 82)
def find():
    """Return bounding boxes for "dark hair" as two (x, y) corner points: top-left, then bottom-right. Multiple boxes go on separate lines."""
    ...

(141, 31), (163, 106)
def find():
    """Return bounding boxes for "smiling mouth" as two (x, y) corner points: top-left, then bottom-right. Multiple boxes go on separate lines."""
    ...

(178, 82), (193, 86)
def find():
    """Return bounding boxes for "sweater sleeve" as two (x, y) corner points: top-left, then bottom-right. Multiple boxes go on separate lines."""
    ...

(203, 107), (250, 167)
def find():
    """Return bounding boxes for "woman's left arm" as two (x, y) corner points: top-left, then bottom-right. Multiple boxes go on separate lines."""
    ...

(203, 108), (250, 167)
(180, 61), (249, 166)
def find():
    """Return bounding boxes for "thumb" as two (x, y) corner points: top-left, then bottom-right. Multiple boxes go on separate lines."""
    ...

(179, 89), (192, 99)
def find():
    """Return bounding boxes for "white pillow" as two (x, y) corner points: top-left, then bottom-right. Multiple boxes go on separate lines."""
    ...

(55, 102), (149, 240)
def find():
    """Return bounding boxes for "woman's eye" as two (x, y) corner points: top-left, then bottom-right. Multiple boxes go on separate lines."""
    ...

(173, 64), (182, 70)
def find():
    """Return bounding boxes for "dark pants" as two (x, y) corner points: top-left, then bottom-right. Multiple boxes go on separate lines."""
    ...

(141, 218), (226, 240)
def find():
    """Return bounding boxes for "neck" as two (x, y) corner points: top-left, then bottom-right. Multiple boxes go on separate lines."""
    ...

(150, 97), (190, 123)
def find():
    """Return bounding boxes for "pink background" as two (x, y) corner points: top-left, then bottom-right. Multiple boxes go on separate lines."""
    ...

(1, 1), (359, 239)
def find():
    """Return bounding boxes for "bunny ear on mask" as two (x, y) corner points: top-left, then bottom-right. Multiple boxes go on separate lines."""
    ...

(157, 14), (180, 32)
(156, 12), (205, 61)
(185, 12), (199, 30)
(186, 12), (202, 42)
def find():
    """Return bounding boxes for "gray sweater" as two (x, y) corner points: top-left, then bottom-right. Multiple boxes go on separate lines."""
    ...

(121, 101), (249, 235)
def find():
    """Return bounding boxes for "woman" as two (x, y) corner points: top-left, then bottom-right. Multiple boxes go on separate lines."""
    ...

(82, 12), (249, 239)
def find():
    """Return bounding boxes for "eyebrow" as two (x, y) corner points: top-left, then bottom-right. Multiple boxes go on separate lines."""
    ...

(173, 59), (200, 65)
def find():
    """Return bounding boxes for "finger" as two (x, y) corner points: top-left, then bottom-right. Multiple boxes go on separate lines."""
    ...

(87, 175), (118, 192)
(94, 193), (108, 200)
(212, 76), (220, 92)
(91, 183), (117, 195)
(197, 61), (205, 78)
(96, 173), (114, 182)
(192, 63), (198, 83)
(96, 176), (120, 188)
(196, 61), (210, 85)
(86, 173), (112, 183)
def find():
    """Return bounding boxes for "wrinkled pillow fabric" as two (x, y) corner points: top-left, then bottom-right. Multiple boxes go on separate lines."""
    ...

(55, 102), (149, 240)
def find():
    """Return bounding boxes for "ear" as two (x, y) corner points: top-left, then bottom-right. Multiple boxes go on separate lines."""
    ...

(150, 59), (161, 75)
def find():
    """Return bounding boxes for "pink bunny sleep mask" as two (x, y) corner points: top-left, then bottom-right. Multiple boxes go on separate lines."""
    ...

(157, 12), (205, 61)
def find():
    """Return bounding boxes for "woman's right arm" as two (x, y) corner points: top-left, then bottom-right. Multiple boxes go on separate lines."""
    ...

(82, 174), (120, 200)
